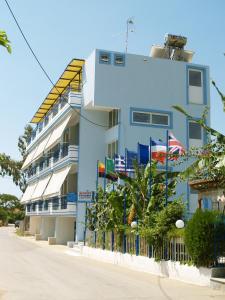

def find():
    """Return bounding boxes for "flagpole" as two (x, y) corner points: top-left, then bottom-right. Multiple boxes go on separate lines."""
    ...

(149, 137), (152, 199)
(123, 148), (127, 253)
(103, 157), (107, 250)
(113, 154), (115, 191)
(95, 160), (99, 247)
(137, 142), (140, 165)
(165, 130), (169, 207)
(104, 156), (107, 193)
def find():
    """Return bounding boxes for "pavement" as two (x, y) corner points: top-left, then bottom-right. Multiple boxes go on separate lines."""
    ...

(0, 226), (225, 300)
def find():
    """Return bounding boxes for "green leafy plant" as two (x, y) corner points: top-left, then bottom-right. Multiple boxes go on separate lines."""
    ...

(0, 30), (11, 53)
(184, 209), (225, 267)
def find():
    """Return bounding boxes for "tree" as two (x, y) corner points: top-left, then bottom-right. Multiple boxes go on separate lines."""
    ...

(18, 124), (33, 159)
(0, 194), (24, 224)
(0, 30), (11, 53)
(0, 124), (33, 192)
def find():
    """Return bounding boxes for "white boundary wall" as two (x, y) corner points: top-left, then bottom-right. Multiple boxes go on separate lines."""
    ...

(82, 246), (211, 286)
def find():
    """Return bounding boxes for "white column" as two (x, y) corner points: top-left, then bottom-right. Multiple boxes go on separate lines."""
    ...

(75, 202), (85, 242)
(29, 216), (42, 235)
(40, 217), (56, 240)
(55, 216), (75, 245)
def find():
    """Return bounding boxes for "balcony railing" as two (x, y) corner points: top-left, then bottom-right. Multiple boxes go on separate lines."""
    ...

(26, 193), (77, 216)
(27, 144), (78, 180)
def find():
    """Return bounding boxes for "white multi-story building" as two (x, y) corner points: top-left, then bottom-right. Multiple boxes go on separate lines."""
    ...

(21, 35), (210, 244)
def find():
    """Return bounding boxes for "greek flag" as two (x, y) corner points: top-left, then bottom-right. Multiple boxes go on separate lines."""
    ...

(114, 154), (125, 172)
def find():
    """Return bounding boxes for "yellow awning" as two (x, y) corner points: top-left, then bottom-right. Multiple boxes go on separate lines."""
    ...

(31, 58), (85, 123)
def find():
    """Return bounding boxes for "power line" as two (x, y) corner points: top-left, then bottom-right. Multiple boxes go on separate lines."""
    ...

(4, 0), (109, 128)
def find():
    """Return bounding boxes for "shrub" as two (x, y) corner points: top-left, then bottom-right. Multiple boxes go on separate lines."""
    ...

(184, 209), (225, 267)
(0, 207), (8, 225)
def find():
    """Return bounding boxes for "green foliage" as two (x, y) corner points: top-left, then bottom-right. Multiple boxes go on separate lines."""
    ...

(0, 125), (32, 192)
(0, 153), (25, 190)
(87, 162), (185, 259)
(87, 185), (125, 232)
(173, 81), (225, 185)
(0, 207), (8, 225)
(139, 199), (184, 259)
(0, 194), (24, 224)
(0, 30), (11, 53)
(18, 125), (33, 159)
(184, 209), (225, 267)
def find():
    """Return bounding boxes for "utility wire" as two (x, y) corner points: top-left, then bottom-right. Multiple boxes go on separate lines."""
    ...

(4, 0), (109, 128)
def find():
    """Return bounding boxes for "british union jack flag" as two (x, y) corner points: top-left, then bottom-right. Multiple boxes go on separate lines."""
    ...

(168, 132), (185, 160)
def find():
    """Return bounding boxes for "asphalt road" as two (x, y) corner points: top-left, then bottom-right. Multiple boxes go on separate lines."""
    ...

(0, 226), (224, 300)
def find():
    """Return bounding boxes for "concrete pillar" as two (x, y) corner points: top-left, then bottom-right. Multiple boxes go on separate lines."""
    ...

(55, 217), (75, 245)
(76, 202), (85, 242)
(29, 216), (42, 235)
(40, 217), (56, 240)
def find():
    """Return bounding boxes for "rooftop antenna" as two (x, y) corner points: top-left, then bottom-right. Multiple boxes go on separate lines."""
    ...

(125, 17), (135, 53)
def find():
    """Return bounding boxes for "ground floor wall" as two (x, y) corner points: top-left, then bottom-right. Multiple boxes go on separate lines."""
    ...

(29, 216), (42, 235)
(29, 216), (75, 245)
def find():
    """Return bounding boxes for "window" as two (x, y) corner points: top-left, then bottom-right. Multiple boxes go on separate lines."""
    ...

(39, 159), (45, 171)
(131, 109), (171, 127)
(38, 122), (43, 133)
(133, 112), (150, 124)
(44, 200), (49, 211)
(152, 114), (169, 126)
(109, 109), (119, 128)
(189, 70), (202, 87)
(60, 99), (67, 109)
(52, 103), (59, 117)
(99, 52), (111, 64)
(44, 115), (49, 127)
(114, 53), (125, 66)
(107, 140), (118, 158)
(189, 122), (202, 139)
(38, 201), (43, 211)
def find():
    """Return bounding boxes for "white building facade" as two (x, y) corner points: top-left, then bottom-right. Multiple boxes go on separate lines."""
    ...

(21, 39), (210, 244)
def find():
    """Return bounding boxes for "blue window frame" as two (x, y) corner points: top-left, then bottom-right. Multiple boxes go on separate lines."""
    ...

(186, 65), (208, 105)
(99, 51), (111, 64)
(130, 107), (173, 129)
(114, 53), (125, 66)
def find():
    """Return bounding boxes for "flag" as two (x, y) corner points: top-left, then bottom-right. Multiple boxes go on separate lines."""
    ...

(138, 143), (149, 165)
(168, 132), (185, 160)
(126, 150), (138, 172)
(98, 161), (105, 177)
(151, 139), (166, 164)
(106, 158), (114, 173)
(105, 158), (117, 181)
(114, 154), (125, 172)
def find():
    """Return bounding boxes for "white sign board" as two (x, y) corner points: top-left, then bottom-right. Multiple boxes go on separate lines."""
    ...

(78, 191), (94, 202)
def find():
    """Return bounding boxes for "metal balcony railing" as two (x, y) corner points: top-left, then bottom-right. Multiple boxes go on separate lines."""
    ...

(26, 193), (77, 216)
(27, 144), (78, 180)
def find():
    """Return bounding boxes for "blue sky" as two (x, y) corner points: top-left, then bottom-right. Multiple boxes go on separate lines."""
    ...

(0, 0), (225, 197)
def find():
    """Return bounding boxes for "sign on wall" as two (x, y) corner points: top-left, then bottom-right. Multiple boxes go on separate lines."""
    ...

(78, 191), (94, 202)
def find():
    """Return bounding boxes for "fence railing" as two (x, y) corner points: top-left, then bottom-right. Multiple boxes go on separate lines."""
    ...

(85, 230), (192, 263)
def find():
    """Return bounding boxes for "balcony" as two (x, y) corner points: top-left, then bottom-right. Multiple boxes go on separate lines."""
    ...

(26, 194), (77, 216)
(27, 144), (78, 181)
(27, 90), (82, 148)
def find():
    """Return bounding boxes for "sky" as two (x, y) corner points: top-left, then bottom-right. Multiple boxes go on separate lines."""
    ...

(0, 0), (225, 197)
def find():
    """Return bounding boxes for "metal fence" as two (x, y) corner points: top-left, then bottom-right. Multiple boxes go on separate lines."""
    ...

(85, 230), (192, 263)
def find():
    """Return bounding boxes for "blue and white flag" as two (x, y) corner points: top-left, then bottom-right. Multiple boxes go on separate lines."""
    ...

(137, 143), (149, 165)
(126, 150), (138, 172)
(114, 154), (125, 172)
